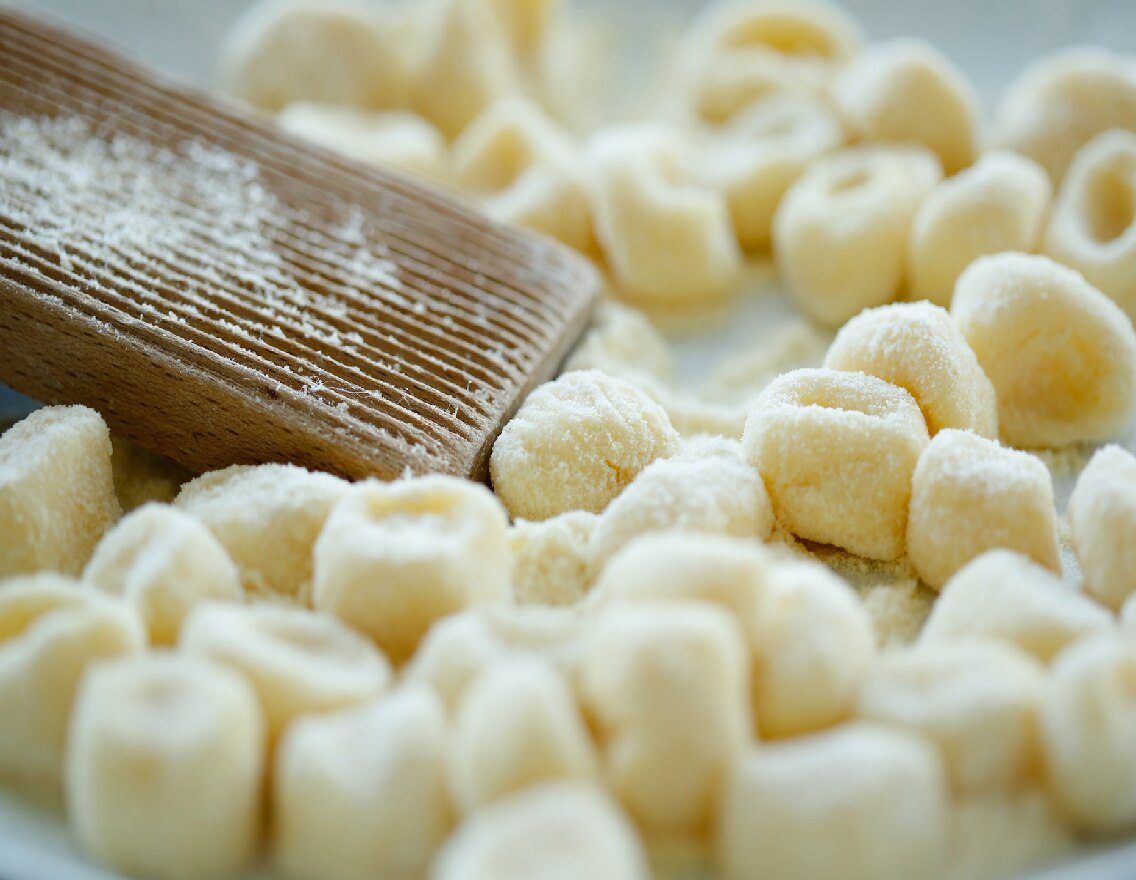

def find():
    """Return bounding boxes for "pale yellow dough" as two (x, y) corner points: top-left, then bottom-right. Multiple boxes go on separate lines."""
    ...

(907, 430), (1061, 590)
(952, 252), (1136, 448)
(509, 511), (597, 606)
(773, 145), (942, 326)
(66, 654), (264, 880)
(908, 151), (1052, 307)
(1067, 445), (1136, 611)
(490, 370), (680, 521)
(743, 368), (930, 561)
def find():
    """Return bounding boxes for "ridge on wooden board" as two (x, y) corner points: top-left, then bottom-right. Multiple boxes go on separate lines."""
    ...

(0, 9), (600, 483)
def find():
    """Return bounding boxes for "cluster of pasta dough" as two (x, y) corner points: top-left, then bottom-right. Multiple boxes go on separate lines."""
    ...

(5, 1), (1136, 879)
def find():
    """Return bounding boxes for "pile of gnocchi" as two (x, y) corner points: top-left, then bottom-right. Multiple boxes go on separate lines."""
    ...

(4, 0), (1136, 879)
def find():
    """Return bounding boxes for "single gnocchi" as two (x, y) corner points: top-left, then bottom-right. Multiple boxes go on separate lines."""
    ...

(0, 406), (121, 579)
(773, 145), (942, 326)
(994, 48), (1136, 183)
(509, 511), (597, 607)
(908, 151), (1052, 307)
(907, 430), (1061, 590)
(832, 39), (979, 175)
(66, 654), (264, 880)
(920, 550), (1113, 663)
(743, 368), (930, 561)
(180, 602), (391, 742)
(586, 127), (743, 310)
(717, 723), (948, 880)
(82, 503), (242, 646)
(824, 301), (998, 439)
(1044, 129), (1136, 321)
(273, 686), (451, 880)
(952, 252), (1136, 448)
(490, 370), (680, 521)
(562, 300), (674, 385)
(1067, 445), (1136, 612)
(312, 476), (511, 663)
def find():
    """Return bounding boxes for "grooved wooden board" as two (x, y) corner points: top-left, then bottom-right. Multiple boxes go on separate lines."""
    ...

(0, 9), (600, 482)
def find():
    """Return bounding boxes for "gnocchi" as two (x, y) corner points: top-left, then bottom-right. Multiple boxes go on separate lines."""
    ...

(1067, 445), (1136, 612)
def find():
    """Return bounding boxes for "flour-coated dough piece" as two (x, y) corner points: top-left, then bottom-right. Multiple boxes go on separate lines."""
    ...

(920, 550), (1113, 663)
(451, 658), (597, 812)
(509, 511), (597, 606)
(312, 476), (510, 664)
(907, 430), (1060, 590)
(0, 406), (121, 579)
(952, 252), (1136, 448)
(174, 464), (349, 604)
(66, 654), (263, 880)
(1042, 636), (1136, 836)
(833, 39), (979, 175)
(717, 723), (948, 880)
(909, 151), (1052, 306)
(278, 105), (445, 177)
(219, 0), (412, 112)
(1068, 445), (1136, 612)
(994, 48), (1136, 183)
(773, 146), (942, 325)
(431, 782), (650, 880)
(581, 603), (749, 834)
(824, 301), (998, 438)
(588, 442), (774, 571)
(1044, 129), (1136, 321)
(490, 370), (680, 521)
(0, 576), (144, 801)
(701, 95), (844, 251)
(83, 503), (242, 646)
(857, 641), (1045, 792)
(180, 602), (390, 742)
(587, 127), (743, 309)
(750, 560), (875, 739)
(743, 368), (930, 561)
(562, 300), (674, 384)
(273, 686), (451, 880)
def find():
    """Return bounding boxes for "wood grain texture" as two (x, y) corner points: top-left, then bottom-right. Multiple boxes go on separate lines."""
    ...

(0, 9), (599, 482)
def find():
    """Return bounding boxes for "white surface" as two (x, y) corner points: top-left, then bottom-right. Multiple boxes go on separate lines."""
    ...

(3, 1), (1136, 879)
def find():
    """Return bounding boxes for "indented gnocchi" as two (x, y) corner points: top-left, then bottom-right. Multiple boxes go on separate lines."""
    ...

(679, 0), (862, 124)
(832, 39), (979, 175)
(174, 464), (349, 604)
(906, 430), (1060, 590)
(273, 686), (451, 880)
(1067, 445), (1136, 612)
(743, 369), (929, 561)
(920, 550), (1113, 663)
(700, 95), (844, 251)
(586, 127), (743, 310)
(0, 576), (144, 801)
(750, 560), (876, 739)
(451, 97), (592, 252)
(1044, 129), (1136, 321)
(717, 724), (948, 880)
(278, 105), (445, 177)
(414, 0), (523, 139)
(588, 441), (774, 571)
(857, 641), (1045, 792)
(824, 301), (998, 439)
(180, 602), (391, 742)
(450, 658), (597, 812)
(66, 654), (264, 880)
(951, 253), (1136, 448)
(993, 48), (1136, 183)
(1041, 636), (1136, 836)
(490, 370), (680, 521)
(0, 406), (121, 579)
(773, 146), (942, 326)
(509, 512), (597, 607)
(312, 476), (511, 663)
(581, 603), (750, 834)
(432, 782), (650, 880)
(82, 504), (241, 646)
(908, 151), (1052, 307)
(219, 0), (412, 112)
